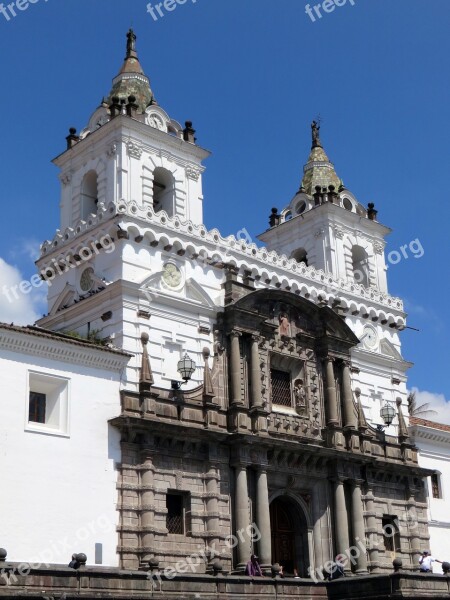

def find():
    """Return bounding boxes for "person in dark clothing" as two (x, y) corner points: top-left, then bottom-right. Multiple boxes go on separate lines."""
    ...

(68, 554), (80, 569)
(245, 554), (263, 576)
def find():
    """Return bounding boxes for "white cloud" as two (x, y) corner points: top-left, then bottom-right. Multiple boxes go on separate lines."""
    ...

(409, 388), (450, 425)
(0, 258), (45, 325)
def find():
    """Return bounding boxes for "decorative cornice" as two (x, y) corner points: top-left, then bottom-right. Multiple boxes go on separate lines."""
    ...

(0, 325), (131, 372)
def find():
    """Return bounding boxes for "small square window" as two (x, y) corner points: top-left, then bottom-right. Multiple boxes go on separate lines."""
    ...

(29, 392), (46, 424)
(26, 372), (69, 436)
(166, 491), (190, 535)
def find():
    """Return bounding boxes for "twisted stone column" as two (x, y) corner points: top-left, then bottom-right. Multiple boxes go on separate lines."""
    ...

(250, 335), (263, 409)
(350, 481), (368, 573)
(341, 361), (357, 429)
(324, 358), (338, 426)
(230, 331), (242, 405)
(234, 464), (251, 569)
(255, 468), (271, 567)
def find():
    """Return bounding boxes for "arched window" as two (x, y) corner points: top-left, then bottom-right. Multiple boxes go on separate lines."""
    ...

(153, 168), (175, 217)
(81, 170), (98, 219)
(291, 248), (308, 266)
(352, 245), (369, 288)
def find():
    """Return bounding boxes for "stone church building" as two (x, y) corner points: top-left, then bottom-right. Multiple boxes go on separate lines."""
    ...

(0, 30), (435, 587)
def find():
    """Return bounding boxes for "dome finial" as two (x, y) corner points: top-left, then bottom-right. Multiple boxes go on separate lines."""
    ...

(126, 28), (137, 59)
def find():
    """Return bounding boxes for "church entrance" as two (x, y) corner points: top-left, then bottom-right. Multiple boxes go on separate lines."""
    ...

(270, 496), (310, 577)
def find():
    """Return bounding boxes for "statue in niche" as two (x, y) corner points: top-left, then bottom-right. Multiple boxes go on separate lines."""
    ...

(279, 309), (291, 337)
(294, 379), (307, 415)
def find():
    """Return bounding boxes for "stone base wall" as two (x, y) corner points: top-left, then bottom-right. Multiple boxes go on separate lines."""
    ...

(0, 566), (449, 600)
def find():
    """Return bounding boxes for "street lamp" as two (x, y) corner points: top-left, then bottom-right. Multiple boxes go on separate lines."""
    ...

(378, 401), (396, 431)
(171, 353), (196, 390)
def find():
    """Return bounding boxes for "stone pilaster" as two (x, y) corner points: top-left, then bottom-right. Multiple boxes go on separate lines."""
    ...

(341, 361), (357, 430)
(324, 357), (338, 426)
(230, 331), (242, 405)
(140, 453), (155, 567)
(364, 484), (380, 572)
(250, 335), (263, 409)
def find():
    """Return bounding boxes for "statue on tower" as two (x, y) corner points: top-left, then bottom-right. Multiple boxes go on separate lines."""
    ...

(311, 120), (322, 149)
(126, 29), (137, 58)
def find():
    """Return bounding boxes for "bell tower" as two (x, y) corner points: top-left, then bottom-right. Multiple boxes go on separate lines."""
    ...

(37, 30), (211, 387)
(258, 121), (390, 294)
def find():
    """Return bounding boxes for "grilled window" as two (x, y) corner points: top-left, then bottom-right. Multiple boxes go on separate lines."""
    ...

(382, 517), (400, 553)
(431, 474), (441, 499)
(29, 392), (46, 424)
(166, 492), (190, 535)
(271, 369), (292, 407)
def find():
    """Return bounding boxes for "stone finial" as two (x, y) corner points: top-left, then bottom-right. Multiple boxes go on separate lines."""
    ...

(183, 121), (196, 143)
(76, 553), (87, 566)
(271, 563), (281, 578)
(442, 561), (450, 575)
(109, 96), (121, 119)
(269, 208), (280, 228)
(66, 127), (79, 150)
(356, 389), (369, 432)
(367, 202), (378, 221)
(0, 548), (7, 562)
(126, 95), (139, 118)
(393, 557), (402, 572)
(212, 560), (224, 576)
(396, 398), (409, 441)
(139, 332), (154, 392)
(202, 347), (215, 402)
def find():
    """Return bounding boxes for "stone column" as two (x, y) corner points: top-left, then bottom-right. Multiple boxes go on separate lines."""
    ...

(230, 331), (242, 405)
(324, 357), (338, 426)
(364, 485), (380, 572)
(140, 454), (155, 565)
(341, 361), (357, 429)
(205, 464), (220, 567)
(312, 482), (326, 575)
(334, 478), (351, 574)
(350, 481), (368, 573)
(235, 464), (251, 569)
(250, 335), (263, 409)
(255, 468), (271, 568)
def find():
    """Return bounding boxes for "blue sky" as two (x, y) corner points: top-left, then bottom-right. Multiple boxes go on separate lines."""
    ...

(0, 0), (449, 407)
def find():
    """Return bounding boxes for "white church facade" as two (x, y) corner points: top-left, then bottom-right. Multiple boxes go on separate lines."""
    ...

(0, 30), (436, 578)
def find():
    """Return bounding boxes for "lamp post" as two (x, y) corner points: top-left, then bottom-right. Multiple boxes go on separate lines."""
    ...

(171, 353), (196, 390)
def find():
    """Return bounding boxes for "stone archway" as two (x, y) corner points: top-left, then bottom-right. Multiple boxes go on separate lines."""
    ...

(269, 495), (311, 577)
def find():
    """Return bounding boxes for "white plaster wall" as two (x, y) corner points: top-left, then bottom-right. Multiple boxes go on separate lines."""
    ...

(415, 437), (450, 572)
(0, 350), (122, 567)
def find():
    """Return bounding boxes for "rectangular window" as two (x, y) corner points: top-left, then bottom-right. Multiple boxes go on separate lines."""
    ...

(382, 517), (400, 553)
(26, 372), (69, 436)
(166, 492), (190, 535)
(431, 474), (442, 499)
(29, 392), (46, 424)
(271, 369), (292, 407)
